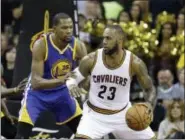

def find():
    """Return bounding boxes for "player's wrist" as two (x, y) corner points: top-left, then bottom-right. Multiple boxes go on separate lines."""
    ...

(66, 78), (78, 89)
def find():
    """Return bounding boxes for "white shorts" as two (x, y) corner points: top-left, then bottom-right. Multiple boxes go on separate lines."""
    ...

(76, 101), (155, 139)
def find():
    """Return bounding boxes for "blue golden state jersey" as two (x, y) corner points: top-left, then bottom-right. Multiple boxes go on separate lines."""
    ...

(39, 33), (77, 92)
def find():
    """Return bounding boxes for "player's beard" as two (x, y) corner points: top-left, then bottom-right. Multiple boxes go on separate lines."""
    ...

(104, 44), (118, 55)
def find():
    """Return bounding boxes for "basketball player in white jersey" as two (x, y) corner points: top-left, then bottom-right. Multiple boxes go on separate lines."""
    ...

(66, 25), (156, 139)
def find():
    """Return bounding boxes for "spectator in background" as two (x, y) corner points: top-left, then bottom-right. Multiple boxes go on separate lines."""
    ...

(172, 68), (184, 100)
(176, 9), (184, 35)
(150, 69), (174, 131)
(3, 47), (16, 88)
(158, 100), (185, 139)
(1, 33), (9, 57)
(132, 0), (152, 23)
(117, 10), (130, 23)
(157, 69), (174, 108)
(85, 0), (103, 19)
(12, 35), (19, 47)
(149, 0), (184, 28)
(12, 4), (23, 35)
(129, 3), (143, 25)
(153, 22), (177, 82)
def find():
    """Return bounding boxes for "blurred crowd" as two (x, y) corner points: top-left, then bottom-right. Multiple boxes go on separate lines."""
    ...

(1, 0), (185, 139)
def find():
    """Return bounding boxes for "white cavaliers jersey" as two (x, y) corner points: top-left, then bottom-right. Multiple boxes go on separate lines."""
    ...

(89, 48), (132, 110)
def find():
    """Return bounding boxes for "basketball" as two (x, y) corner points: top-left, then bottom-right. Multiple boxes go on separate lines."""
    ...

(126, 104), (153, 131)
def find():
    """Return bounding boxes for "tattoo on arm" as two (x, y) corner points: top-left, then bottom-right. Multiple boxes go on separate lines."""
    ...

(134, 56), (156, 106)
(79, 52), (96, 77)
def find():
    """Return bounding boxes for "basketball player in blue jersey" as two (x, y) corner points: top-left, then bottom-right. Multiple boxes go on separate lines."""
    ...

(15, 13), (87, 139)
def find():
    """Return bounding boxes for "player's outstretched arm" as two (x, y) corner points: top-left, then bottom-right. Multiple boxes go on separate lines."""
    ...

(66, 52), (96, 97)
(132, 55), (156, 107)
(31, 38), (68, 90)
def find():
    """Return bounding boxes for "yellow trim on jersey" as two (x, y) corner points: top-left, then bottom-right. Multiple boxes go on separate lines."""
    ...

(75, 134), (92, 139)
(73, 38), (77, 60)
(44, 10), (49, 34)
(1, 111), (5, 118)
(42, 35), (48, 61)
(49, 35), (69, 54)
(56, 99), (82, 125)
(87, 101), (128, 115)
(18, 104), (34, 126)
(29, 29), (53, 52)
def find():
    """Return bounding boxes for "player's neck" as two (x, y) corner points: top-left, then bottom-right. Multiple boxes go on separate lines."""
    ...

(51, 34), (68, 49)
(106, 47), (124, 60)
(104, 48), (125, 68)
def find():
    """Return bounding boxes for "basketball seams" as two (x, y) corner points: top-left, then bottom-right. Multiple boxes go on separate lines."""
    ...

(126, 107), (142, 131)
(126, 113), (140, 123)
(126, 105), (152, 131)
(134, 105), (145, 130)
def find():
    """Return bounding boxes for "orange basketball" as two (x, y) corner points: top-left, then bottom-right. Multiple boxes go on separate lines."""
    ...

(125, 104), (152, 131)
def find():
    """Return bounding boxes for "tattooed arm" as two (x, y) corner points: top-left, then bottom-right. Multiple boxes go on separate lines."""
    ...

(131, 54), (156, 107)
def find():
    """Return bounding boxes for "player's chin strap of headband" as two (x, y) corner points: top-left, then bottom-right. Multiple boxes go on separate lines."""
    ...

(66, 67), (85, 88)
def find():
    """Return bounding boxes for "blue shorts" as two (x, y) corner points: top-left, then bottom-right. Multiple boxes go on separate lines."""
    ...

(18, 87), (82, 125)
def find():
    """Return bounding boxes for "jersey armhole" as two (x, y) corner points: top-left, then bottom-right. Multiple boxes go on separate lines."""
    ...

(42, 35), (48, 61)
(129, 53), (133, 79)
(73, 38), (77, 60)
(90, 51), (98, 73)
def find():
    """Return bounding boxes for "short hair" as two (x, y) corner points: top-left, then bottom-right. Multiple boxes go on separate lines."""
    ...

(52, 13), (71, 26)
(106, 24), (125, 37)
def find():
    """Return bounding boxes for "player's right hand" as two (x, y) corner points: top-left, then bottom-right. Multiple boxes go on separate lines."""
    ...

(68, 84), (82, 98)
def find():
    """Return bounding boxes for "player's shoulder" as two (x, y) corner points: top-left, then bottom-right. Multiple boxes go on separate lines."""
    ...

(130, 53), (146, 76)
(32, 36), (46, 57)
(80, 51), (97, 67)
(131, 53), (144, 66)
(83, 51), (96, 61)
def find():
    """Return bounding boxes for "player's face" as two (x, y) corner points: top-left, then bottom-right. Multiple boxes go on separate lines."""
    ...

(103, 28), (118, 55)
(54, 18), (73, 42)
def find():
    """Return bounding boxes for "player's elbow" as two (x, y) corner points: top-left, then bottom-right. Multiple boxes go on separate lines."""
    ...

(31, 80), (39, 90)
(31, 77), (41, 90)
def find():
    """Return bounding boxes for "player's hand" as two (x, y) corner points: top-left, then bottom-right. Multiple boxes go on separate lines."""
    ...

(137, 102), (153, 122)
(68, 84), (82, 98)
(16, 78), (28, 93)
(60, 72), (73, 83)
